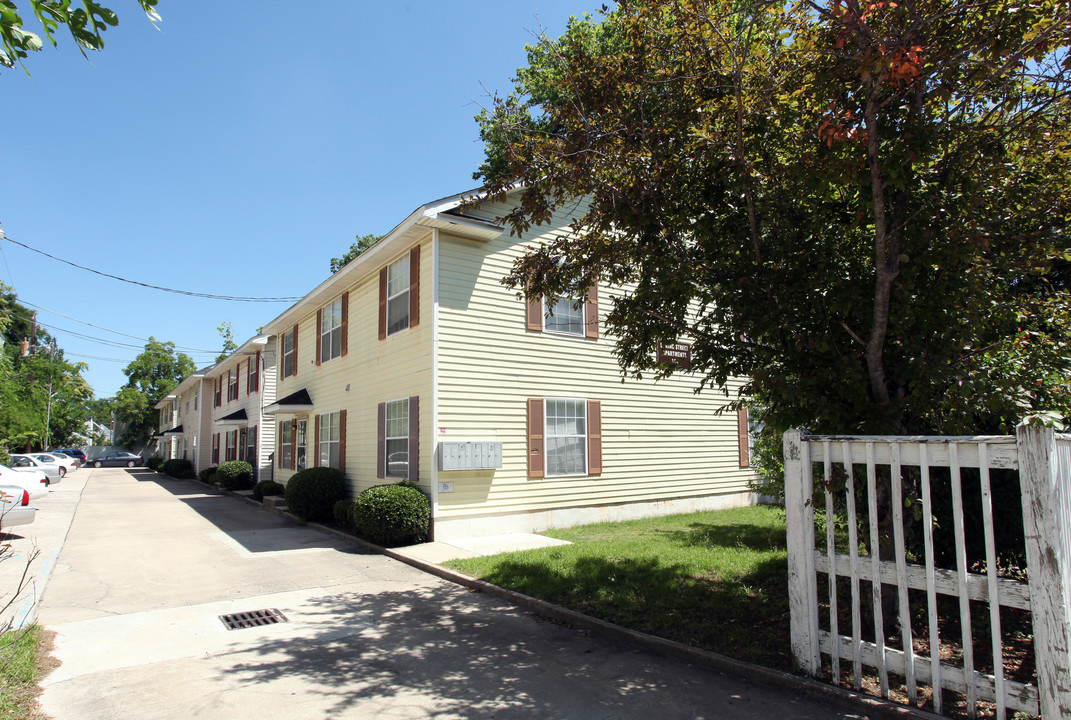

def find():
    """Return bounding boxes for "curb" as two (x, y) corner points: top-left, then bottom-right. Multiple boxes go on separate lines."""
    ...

(189, 475), (941, 720)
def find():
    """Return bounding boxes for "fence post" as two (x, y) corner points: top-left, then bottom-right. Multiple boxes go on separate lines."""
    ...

(1016, 423), (1071, 718)
(785, 429), (819, 675)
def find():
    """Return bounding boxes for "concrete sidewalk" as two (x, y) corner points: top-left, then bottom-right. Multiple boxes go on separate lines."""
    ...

(35, 468), (886, 719)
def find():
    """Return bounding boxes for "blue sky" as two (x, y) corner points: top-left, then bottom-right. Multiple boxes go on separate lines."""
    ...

(0, 0), (594, 398)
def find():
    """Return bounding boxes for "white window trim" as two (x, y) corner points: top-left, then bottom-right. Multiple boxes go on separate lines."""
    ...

(386, 255), (410, 337)
(544, 397), (588, 477)
(282, 329), (296, 378)
(543, 296), (585, 337)
(320, 296), (344, 363)
(318, 411), (341, 470)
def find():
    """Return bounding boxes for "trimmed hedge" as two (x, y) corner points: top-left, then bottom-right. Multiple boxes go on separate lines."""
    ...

(333, 499), (357, 529)
(199, 466), (218, 483)
(216, 460), (254, 490)
(253, 480), (285, 502)
(162, 458), (194, 479)
(284, 467), (346, 522)
(146, 455), (164, 471)
(353, 483), (429, 547)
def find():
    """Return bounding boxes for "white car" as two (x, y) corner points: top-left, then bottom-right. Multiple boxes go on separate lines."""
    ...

(0, 485), (36, 530)
(9, 454), (63, 484)
(0, 465), (49, 500)
(34, 452), (76, 475)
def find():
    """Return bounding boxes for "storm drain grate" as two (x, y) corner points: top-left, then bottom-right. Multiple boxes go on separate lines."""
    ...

(219, 608), (288, 631)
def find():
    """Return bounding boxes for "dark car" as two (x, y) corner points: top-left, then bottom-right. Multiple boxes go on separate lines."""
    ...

(90, 452), (144, 468)
(55, 448), (87, 466)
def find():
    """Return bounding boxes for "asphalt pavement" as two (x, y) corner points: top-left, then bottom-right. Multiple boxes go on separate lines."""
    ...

(8, 467), (886, 719)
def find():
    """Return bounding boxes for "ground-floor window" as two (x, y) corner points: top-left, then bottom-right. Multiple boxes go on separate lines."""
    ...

(318, 412), (341, 470)
(280, 421), (292, 469)
(225, 431), (237, 462)
(246, 425), (257, 466)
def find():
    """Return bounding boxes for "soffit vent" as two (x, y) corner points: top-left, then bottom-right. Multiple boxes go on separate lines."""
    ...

(219, 608), (288, 631)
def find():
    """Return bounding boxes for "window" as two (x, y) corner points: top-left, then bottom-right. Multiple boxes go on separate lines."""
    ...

(384, 399), (408, 479)
(247, 352), (259, 394)
(379, 248), (420, 339)
(527, 398), (602, 478)
(544, 296), (584, 336)
(295, 418), (308, 471)
(185, 400), (190, 416)
(228, 368), (239, 402)
(319, 295), (345, 363)
(527, 285), (599, 338)
(214, 378), (222, 407)
(282, 326), (297, 378)
(212, 433), (220, 464)
(246, 425), (257, 466)
(279, 421), (292, 469)
(318, 411), (343, 470)
(225, 431), (237, 462)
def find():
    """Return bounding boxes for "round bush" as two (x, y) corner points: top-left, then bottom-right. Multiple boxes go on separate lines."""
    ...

(333, 499), (357, 529)
(216, 460), (254, 490)
(353, 484), (429, 547)
(284, 467), (346, 522)
(253, 480), (285, 502)
(146, 455), (164, 471)
(198, 466), (218, 483)
(162, 458), (194, 478)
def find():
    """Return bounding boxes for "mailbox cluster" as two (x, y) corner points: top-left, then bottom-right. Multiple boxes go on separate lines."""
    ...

(439, 441), (503, 471)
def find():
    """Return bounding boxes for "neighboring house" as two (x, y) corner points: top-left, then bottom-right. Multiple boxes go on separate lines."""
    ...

(204, 335), (277, 482)
(255, 188), (757, 540)
(154, 364), (216, 472)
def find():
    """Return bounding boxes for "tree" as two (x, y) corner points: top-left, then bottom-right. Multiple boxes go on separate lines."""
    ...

(216, 320), (237, 362)
(0, 0), (160, 74)
(330, 233), (382, 273)
(114, 337), (194, 446)
(475, 0), (1071, 440)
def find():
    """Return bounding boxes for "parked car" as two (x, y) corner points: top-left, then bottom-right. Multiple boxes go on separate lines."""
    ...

(9, 454), (63, 484)
(0, 485), (36, 531)
(90, 452), (144, 468)
(0, 465), (50, 500)
(54, 448), (87, 466)
(36, 452), (77, 474)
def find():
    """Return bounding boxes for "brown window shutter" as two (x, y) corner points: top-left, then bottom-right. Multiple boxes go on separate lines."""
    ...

(314, 414), (321, 467)
(378, 267), (387, 340)
(409, 246), (420, 328)
(292, 324), (299, 377)
(587, 400), (602, 475)
(526, 291), (543, 332)
(315, 308), (322, 366)
(527, 398), (545, 478)
(338, 409), (347, 475)
(340, 292), (349, 356)
(585, 285), (599, 339)
(408, 396), (419, 483)
(255, 351), (261, 392)
(277, 423), (284, 468)
(246, 359), (251, 396)
(737, 407), (750, 468)
(377, 402), (386, 478)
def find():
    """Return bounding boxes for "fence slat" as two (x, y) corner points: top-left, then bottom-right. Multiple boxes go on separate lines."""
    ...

(785, 430), (820, 675)
(823, 440), (840, 684)
(949, 443), (977, 717)
(920, 443), (943, 715)
(843, 440), (863, 691)
(890, 442), (917, 703)
(978, 443), (1005, 720)
(865, 441), (889, 697)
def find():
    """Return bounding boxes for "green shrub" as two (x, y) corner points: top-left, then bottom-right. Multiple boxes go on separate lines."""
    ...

(0, 448), (9, 466)
(353, 483), (429, 547)
(198, 466), (218, 483)
(284, 467), (346, 522)
(146, 455), (164, 471)
(253, 480), (285, 501)
(333, 499), (357, 529)
(216, 460), (254, 491)
(162, 458), (194, 479)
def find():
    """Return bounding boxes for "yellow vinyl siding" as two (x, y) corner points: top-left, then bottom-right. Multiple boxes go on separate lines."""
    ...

(435, 203), (755, 524)
(273, 239), (433, 496)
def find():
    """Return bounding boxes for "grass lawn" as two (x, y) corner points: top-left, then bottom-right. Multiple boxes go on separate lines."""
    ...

(0, 625), (46, 720)
(445, 505), (792, 670)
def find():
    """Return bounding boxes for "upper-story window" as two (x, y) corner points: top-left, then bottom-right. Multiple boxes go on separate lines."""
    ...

(319, 296), (345, 363)
(247, 352), (259, 394)
(228, 368), (239, 401)
(527, 285), (599, 339)
(544, 296), (584, 336)
(282, 327), (297, 378)
(386, 257), (410, 335)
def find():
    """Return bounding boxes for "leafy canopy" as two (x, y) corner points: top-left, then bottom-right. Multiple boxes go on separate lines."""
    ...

(330, 233), (383, 274)
(476, 0), (1071, 436)
(114, 337), (194, 446)
(0, 0), (160, 74)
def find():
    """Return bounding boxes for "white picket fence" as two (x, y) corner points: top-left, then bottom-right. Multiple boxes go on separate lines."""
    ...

(784, 425), (1071, 718)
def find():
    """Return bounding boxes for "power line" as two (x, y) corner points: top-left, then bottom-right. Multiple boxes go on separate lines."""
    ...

(3, 235), (304, 303)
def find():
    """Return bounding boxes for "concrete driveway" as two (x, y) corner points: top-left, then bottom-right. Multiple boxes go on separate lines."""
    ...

(27, 467), (872, 719)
